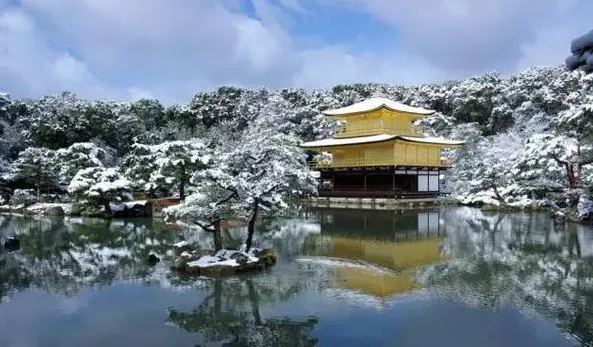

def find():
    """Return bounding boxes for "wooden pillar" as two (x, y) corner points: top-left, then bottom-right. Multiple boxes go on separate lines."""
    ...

(363, 172), (367, 191)
(437, 169), (441, 193)
(392, 170), (396, 191)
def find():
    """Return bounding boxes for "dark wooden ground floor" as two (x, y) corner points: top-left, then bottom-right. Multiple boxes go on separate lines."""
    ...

(317, 166), (446, 198)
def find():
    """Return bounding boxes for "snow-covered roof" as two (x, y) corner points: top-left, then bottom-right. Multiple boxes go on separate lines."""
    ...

(301, 134), (465, 148)
(323, 97), (435, 116)
(301, 134), (397, 148)
(399, 136), (465, 146)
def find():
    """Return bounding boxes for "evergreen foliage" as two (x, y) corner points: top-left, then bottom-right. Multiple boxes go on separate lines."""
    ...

(2, 65), (593, 213)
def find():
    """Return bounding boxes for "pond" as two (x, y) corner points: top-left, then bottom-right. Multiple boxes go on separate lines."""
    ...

(0, 208), (592, 347)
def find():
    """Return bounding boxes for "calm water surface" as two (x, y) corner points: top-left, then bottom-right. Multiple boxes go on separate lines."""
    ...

(0, 208), (592, 347)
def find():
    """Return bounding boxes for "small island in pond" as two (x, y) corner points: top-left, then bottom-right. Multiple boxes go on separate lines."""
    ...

(170, 242), (277, 276)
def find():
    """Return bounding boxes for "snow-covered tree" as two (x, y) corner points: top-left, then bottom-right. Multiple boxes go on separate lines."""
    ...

(218, 126), (317, 251)
(20, 92), (84, 149)
(0, 94), (27, 162)
(8, 189), (37, 206)
(0, 157), (12, 181)
(21, 93), (117, 150)
(55, 142), (112, 186)
(153, 140), (211, 200)
(0, 158), (12, 203)
(3, 65), (593, 212)
(516, 134), (590, 190)
(251, 91), (337, 142)
(189, 86), (247, 129)
(450, 125), (528, 205)
(124, 99), (166, 131)
(120, 143), (161, 197)
(13, 147), (57, 201)
(175, 135), (315, 252)
(166, 104), (198, 138)
(165, 186), (236, 251)
(122, 140), (211, 200)
(167, 123), (316, 252)
(68, 167), (132, 214)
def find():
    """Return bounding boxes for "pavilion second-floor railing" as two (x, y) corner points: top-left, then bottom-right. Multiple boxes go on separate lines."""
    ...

(333, 121), (423, 138)
(308, 158), (451, 169)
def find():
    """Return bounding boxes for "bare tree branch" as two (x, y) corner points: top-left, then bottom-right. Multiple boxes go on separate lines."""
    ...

(550, 154), (568, 166)
(215, 191), (237, 206)
(193, 220), (215, 233)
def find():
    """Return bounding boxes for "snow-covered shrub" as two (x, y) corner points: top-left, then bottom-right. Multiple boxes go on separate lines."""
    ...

(40, 193), (71, 203)
(9, 189), (37, 206)
(12, 147), (57, 200)
(55, 142), (110, 185)
(121, 143), (161, 196)
(312, 151), (332, 167)
(68, 167), (132, 214)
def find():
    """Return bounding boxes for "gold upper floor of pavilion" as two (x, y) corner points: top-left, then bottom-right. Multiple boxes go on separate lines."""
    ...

(300, 98), (464, 169)
(323, 97), (436, 138)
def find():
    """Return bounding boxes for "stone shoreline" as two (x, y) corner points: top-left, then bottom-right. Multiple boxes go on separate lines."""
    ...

(306, 196), (457, 210)
(0, 198), (582, 225)
(0, 200), (163, 218)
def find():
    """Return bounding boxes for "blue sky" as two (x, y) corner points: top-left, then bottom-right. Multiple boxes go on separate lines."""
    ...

(0, 0), (592, 103)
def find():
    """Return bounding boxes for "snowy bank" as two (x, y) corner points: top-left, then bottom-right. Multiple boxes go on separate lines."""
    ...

(25, 203), (72, 216)
(1, 199), (152, 218)
(1, 203), (72, 216)
(455, 190), (553, 211)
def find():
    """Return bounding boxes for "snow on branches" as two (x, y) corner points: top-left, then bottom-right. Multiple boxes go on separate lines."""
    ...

(13, 147), (58, 201)
(68, 167), (132, 214)
(167, 109), (317, 251)
(122, 140), (211, 199)
(3, 64), (593, 212)
(55, 142), (111, 186)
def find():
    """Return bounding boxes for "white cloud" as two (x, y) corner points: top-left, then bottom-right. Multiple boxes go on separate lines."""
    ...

(294, 45), (448, 88)
(6, 0), (422, 101)
(0, 6), (154, 100)
(3, 0), (306, 101)
(517, 3), (593, 71)
(322, 0), (591, 74)
(279, 0), (306, 13)
(0, 0), (589, 102)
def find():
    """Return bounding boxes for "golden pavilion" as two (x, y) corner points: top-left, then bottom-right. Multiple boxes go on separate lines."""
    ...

(301, 97), (464, 198)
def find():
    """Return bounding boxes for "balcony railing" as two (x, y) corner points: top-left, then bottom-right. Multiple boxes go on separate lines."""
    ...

(334, 127), (423, 138)
(308, 158), (451, 169)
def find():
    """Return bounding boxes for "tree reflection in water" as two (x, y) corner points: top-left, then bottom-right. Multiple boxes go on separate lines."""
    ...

(167, 277), (318, 347)
(0, 215), (180, 299)
(418, 208), (593, 346)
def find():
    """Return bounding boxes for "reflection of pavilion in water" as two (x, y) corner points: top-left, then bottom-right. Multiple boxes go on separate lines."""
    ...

(307, 208), (444, 241)
(303, 208), (445, 298)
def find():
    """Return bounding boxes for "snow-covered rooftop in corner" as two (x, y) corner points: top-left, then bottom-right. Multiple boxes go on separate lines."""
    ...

(301, 134), (465, 148)
(323, 97), (435, 116)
